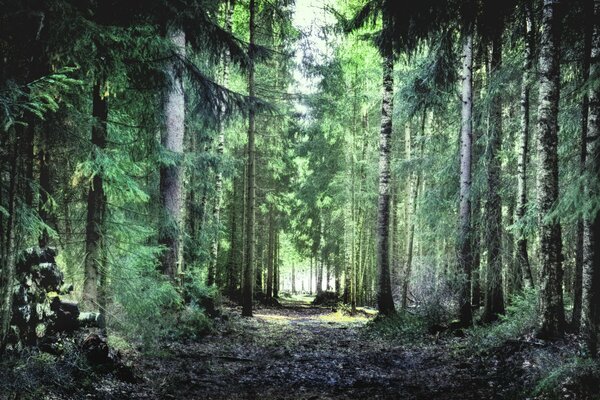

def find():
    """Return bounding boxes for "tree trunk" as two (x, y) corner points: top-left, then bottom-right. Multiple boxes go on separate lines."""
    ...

(0, 130), (19, 351)
(266, 212), (274, 300)
(458, 31), (474, 326)
(242, 0), (256, 317)
(292, 263), (296, 294)
(536, 0), (566, 339)
(159, 28), (186, 279)
(274, 232), (279, 298)
(582, 0), (600, 356)
(83, 81), (108, 310)
(483, 32), (506, 323)
(38, 122), (52, 248)
(375, 9), (396, 316)
(516, 0), (535, 291)
(209, 0), (236, 286)
(574, 0), (594, 332)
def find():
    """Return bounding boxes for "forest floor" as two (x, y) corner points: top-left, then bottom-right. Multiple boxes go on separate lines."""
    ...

(91, 295), (534, 400)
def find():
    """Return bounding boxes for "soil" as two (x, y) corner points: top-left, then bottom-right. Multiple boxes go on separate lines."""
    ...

(91, 296), (529, 400)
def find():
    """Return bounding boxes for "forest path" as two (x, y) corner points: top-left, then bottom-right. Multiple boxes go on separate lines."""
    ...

(101, 296), (518, 399)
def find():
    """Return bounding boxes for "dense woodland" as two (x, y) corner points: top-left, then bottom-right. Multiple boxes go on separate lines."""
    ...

(1, 0), (600, 398)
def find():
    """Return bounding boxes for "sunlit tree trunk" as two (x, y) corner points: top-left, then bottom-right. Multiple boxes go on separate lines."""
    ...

(266, 211), (274, 301)
(402, 112), (424, 310)
(582, 0), (600, 356)
(516, 0), (535, 291)
(242, 0), (256, 316)
(375, 8), (396, 316)
(483, 31), (506, 323)
(159, 28), (186, 279)
(209, 0), (236, 286)
(83, 81), (108, 310)
(536, 0), (566, 339)
(458, 31), (474, 326)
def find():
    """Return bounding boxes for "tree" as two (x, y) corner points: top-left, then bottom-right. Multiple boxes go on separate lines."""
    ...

(536, 0), (566, 339)
(457, 10), (474, 327)
(483, 23), (505, 323)
(242, 0), (257, 317)
(374, 1), (396, 316)
(515, 0), (535, 291)
(82, 81), (108, 310)
(159, 28), (186, 279)
(582, 0), (600, 357)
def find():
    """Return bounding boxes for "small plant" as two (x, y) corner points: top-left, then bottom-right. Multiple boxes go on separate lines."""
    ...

(176, 303), (214, 340)
(533, 356), (600, 398)
(364, 311), (427, 344)
(467, 288), (539, 352)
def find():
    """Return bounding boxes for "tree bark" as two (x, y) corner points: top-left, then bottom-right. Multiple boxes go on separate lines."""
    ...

(516, 0), (535, 291)
(536, 0), (566, 339)
(375, 9), (396, 316)
(242, 0), (256, 317)
(209, 0), (236, 286)
(582, 0), (600, 356)
(266, 212), (274, 300)
(83, 81), (108, 311)
(159, 28), (186, 279)
(0, 130), (19, 352)
(458, 32), (474, 326)
(38, 121), (52, 248)
(483, 31), (506, 323)
(574, 0), (594, 332)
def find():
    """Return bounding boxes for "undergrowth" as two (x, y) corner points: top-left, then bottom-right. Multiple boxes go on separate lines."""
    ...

(363, 311), (427, 344)
(533, 355), (600, 398)
(467, 288), (539, 352)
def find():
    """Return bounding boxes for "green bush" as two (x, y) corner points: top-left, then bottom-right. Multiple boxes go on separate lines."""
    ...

(175, 303), (214, 340)
(183, 277), (221, 317)
(364, 311), (427, 344)
(534, 356), (600, 398)
(467, 288), (539, 351)
(108, 249), (182, 349)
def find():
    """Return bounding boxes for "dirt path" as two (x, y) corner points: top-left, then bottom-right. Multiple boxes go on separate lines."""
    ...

(97, 297), (522, 399)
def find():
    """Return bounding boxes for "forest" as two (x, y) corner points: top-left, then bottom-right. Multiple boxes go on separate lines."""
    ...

(0, 0), (599, 398)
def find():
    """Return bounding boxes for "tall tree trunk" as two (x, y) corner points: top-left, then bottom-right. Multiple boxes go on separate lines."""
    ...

(83, 81), (108, 310)
(582, 0), (600, 356)
(242, 0), (256, 317)
(536, 0), (566, 339)
(402, 112), (424, 310)
(483, 32), (506, 323)
(292, 263), (296, 294)
(266, 212), (274, 300)
(516, 0), (535, 291)
(574, 0), (594, 332)
(227, 174), (239, 297)
(375, 9), (396, 316)
(0, 130), (19, 351)
(274, 232), (279, 298)
(38, 122), (52, 248)
(209, 0), (236, 286)
(458, 31), (474, 326)
(159, 28), (186, 279)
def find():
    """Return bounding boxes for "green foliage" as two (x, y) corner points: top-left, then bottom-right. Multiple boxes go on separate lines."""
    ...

(364, 311), (427, 344)
(175, 303), (214, 340)
(533, 356), (600, 398)
(108, 249), (181, 348)
(468, 289), (539, 351)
